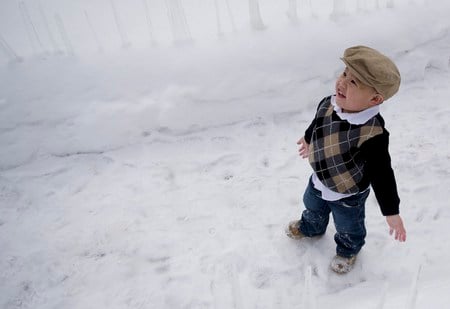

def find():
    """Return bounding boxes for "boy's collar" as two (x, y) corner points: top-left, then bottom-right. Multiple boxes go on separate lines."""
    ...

(330, 95), (380, 125)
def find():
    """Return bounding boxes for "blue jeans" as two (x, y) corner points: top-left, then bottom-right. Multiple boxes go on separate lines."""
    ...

(299, 177), (369, 258)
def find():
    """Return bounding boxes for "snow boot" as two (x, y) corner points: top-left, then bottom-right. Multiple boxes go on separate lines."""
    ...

(285, 220), (305, 239)
(330, 255), (357, 274)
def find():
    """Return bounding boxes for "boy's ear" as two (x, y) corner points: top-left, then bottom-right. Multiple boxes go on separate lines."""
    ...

(370, 94), (384, 106)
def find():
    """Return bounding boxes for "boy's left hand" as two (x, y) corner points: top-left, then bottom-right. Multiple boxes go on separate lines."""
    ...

(386, 215), (406, 242)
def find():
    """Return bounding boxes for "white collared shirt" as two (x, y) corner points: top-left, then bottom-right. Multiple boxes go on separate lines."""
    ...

(311, 95), (380, 201)
(330, 95), (380, 125)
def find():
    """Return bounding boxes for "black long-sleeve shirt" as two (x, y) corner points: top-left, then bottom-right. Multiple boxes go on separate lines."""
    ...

(304, 98), (400, 216)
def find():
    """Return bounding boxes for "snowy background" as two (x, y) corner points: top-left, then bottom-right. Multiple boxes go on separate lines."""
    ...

(1, 0), (450, 308)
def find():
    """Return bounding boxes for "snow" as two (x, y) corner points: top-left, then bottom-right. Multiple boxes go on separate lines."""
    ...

(1, 0), (450, 308)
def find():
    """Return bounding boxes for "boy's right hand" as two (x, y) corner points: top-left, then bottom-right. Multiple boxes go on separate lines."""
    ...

(297, 137), (310, 159)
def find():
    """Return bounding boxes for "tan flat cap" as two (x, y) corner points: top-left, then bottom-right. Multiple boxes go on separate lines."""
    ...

(341, 46), (401, 101)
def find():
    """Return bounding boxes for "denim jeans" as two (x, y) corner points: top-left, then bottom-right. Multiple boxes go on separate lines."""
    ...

(299, 177), (369, 258)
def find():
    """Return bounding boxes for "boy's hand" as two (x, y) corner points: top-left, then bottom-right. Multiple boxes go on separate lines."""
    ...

(297, 137), (309, 159)
(386, 215), (406, 242)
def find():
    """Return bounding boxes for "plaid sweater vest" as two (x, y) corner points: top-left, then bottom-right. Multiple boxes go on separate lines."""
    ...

(308, 97), (384, 194)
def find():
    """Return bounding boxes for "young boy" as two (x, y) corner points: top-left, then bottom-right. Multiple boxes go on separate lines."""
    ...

(287, 46), (406, 274)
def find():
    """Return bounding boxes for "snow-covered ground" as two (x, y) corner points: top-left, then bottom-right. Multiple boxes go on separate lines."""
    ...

(1, 0), (450, 308)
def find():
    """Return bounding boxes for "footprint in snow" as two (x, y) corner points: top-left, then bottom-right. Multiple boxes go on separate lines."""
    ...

(249, 267), (274, 289)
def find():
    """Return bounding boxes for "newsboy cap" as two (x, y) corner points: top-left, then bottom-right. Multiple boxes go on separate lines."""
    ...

(341, 45), (401, 101)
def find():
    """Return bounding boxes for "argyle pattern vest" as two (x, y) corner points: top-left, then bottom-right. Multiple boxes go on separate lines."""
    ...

(308, 97), (384, 194)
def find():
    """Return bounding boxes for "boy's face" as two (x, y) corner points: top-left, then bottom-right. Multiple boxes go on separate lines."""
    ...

(335, 68), (383, 113)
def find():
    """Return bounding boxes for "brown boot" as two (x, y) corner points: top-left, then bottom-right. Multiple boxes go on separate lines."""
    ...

(285, 220), (305, 239)
(330, 255), (357, 274)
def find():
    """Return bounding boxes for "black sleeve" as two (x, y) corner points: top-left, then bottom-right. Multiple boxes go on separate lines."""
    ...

(361, 131), (400, 216)
(304, 96), (330, 144)
(304, 118), (316, 144)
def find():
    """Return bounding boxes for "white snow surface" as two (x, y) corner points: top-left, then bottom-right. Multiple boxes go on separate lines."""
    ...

(1, 0), (450, 308)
